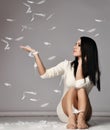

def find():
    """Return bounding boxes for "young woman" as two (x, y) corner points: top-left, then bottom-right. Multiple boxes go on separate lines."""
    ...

(20, 36), (101, 129)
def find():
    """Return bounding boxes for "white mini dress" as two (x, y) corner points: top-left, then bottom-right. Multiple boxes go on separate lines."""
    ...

(40, 60), (94, 123)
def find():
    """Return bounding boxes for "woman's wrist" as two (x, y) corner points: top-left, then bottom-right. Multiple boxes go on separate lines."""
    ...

(31, 50), (39, 55)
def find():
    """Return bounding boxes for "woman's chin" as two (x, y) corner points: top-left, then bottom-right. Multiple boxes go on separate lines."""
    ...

(73, 53), (77, 57)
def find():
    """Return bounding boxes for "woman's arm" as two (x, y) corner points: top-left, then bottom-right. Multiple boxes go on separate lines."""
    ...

(33, 53), (46, 75)
(75, 58), (83, 80)
(20, 45), (66, 78)
(75, 58), (93, 89)
(20, 45), (46, 75)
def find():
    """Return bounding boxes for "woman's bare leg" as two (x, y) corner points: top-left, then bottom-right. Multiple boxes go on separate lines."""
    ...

(62, 87), (78, 129)
(77, 88), (92, 129)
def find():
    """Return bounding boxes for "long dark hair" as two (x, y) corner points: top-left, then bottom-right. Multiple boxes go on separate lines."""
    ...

(71, 36), (101, 91)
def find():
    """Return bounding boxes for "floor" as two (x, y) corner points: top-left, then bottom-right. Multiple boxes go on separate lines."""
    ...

(0, 116), (110, 130)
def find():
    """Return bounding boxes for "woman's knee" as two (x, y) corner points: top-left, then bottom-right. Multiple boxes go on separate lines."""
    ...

(77, 88), (86, 93)
(67, 87), (77, 94)
(62, 87), (77, 102)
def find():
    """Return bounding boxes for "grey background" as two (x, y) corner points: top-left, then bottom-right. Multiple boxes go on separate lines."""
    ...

(0, 0), (110, 115)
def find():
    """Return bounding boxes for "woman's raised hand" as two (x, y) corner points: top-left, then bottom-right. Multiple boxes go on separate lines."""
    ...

(20, 45), (35, 53)
(20, 45), (45, 75)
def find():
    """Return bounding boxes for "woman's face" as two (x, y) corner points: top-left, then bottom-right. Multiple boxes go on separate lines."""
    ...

(73, 39), (82, 57)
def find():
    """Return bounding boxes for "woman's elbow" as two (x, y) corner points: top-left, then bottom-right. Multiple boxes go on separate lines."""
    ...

(40, 71), (47, 79)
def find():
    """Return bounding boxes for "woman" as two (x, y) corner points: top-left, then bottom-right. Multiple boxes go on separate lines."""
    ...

(20, 36), (101, 129)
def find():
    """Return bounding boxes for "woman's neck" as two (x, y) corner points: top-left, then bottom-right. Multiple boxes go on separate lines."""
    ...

(78, 57), (82, 66)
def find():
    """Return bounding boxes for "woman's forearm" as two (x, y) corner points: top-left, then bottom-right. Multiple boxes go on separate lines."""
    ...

(33, 53), (46, 75)
(20, 45), (46, 75)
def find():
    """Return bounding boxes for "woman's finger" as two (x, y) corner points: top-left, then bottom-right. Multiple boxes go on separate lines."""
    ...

(20, 45), (25, 48)
(20, 45), (33, 52)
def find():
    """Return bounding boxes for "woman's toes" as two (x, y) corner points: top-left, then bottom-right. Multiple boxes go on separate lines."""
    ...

(66, 114), (77, 129)
(77, 122), (88, 129)
(66, 123), (77, 129)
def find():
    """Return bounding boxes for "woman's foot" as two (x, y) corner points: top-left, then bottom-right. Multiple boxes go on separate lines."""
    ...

(66, 114), (77, 129)
(77, 112), (88, 129)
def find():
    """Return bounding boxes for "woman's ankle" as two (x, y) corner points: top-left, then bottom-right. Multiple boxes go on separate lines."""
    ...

(68, 113), (76, 119)
(77, 113), (89, 129)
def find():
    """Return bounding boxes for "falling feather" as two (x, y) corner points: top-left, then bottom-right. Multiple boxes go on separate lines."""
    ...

(1, 39), (10, 50)
(4, 44), (10, 50)
(15, 36), (24, 41)
(21, 91), (37, 100)
(23, 3), (32, 13)
(77, 29), (85, 32)
(41, 103), (49, 107)
(95, 19), (103, 22)
(48, 56), (56, 60)
(87, 28), (96, 33)
(34, 62), (37, 68)
(29, 98), (38, 102)
(44, 42), (51, 46)
(36, 0), (46, 5)
(5, 37), (13, 41)
(94, 33), (100, 37)
(34, 13), (46, 17)
(27, 0), (34, 4)
(4, 83), (11, 87)
(6, 19), (15, 22)
(46, 13), (55, 21)
(49, 26), (56, 31)
(1, 39), (9, 44)
(28, 52), (34, 57)
(53, 89), (61, 93)
(21, 25), (32, 32)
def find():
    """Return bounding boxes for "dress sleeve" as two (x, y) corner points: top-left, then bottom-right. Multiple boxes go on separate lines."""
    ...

(40, 60), (68, 79)
(75, 76), (92, 89)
